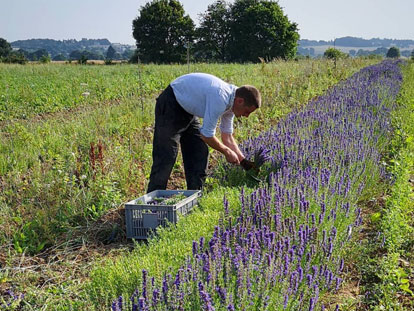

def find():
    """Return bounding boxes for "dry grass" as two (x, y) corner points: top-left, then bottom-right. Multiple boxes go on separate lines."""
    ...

(48, 60), (127, 65)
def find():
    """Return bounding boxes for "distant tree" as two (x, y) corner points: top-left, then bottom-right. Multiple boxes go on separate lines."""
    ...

(69, 50), (103, 62)
(69, 50), (82, 60)
(227, 0), (299, 62)
(122, 48), (134, 60)
(40, 54), (51, 63)
(78, 54), (88, 65)
(324, 47), (347, 59)
(386, 46), (400, 58)
(195, 0), (231, 62)
(0, 38), (12, 58)
(17, 49), (30, 59)
(52, 53), (66, 61)
(411, 49), (414, 61)
(106, 45), (116, 59)
(129, 49), (139, 63)
(3, 51), (28, 64)
(349, 49), (356, 57)
(373, 47), (388, 56)
(30, 49), (49, 61)
(132, 0), (195, 63)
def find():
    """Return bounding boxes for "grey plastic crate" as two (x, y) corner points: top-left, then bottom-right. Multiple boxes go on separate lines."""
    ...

(125, 190), (201, 239)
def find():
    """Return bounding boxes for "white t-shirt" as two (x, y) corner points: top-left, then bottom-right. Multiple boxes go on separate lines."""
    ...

(170, 73), (237, 138)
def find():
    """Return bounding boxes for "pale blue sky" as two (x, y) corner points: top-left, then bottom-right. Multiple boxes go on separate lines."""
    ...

(1, 0), (413, 44)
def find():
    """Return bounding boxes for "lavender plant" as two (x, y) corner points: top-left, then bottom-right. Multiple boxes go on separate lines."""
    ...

(113, 60), (403, 310)
(0, 289), (25, 310)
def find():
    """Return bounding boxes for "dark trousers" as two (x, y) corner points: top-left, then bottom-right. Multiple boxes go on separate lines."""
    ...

(147, 85), (209, 193)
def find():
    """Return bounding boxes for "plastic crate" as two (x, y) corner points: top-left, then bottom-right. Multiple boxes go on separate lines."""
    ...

(125, 190), (201, 239)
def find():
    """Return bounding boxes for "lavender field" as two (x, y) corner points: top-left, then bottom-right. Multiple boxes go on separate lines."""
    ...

(106, 60), (412, 311)
(1, 59), (413, 311)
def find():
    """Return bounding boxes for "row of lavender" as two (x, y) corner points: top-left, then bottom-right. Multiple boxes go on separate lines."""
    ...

(113, 60), (403, 310)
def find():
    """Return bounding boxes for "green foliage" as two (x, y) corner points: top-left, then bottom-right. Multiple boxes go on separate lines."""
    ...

(1, 51), (28, 64)
(106, 45), (121, 61)
(353, 62), (414, 310)
(11, 38), (112, 59)
(324, 47), (347, 60)
(52, 53), (66, 61)
(122, 49), (134, 60)
(104, 58), (113, 65)
(386, 46), (400, 58)
(106, 45), (116, 60)
(39, 54), (51, 63)
(132, 0), (298, 63)
(132, 0), (195, 63)
(78, 54), (88, 64)
(228, 0), (299, 62)
(195, 0), (231, 62)
(0, 37), (12, 58)
(69, 49), (104, 61)
(31, 49), (49, 61)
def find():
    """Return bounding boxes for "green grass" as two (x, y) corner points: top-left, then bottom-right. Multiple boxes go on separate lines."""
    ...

(367, 61), (414, 310)
(0, 59), (378, 310)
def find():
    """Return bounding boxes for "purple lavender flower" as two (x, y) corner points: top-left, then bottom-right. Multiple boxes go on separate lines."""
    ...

(198, 282), (215, 311)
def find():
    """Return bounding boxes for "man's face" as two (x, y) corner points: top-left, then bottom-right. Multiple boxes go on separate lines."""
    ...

(233, 98), (257, 118)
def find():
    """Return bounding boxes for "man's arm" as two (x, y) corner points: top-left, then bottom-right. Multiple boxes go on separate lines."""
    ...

(221, 132), (245, 162)
(201, 135), (240, 164)
(221, 132), (256, 171)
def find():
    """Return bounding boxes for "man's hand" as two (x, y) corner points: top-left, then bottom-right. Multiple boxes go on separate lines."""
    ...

(224, 149), (240, 164)
(200, 134), (239, 164)
(240, 159), (257, 171)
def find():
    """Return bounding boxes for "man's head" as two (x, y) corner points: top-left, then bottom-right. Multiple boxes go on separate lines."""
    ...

(233, 85), (261, 118)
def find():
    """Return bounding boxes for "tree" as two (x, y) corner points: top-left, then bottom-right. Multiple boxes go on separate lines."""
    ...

(0, 38), (12, 58)
(52, 53), (66, 61)
(78, 54), (88, 65)
(227, 0), (299, 62)
(3, 51), (28, 64)
(195, 0), (231, 62)
(122, 48), (134, 60)
(30, 49), (49, 61)
(40, 54), (51, 63)
(386, 46), (400, 58)
(324, 47), (347, 59)
(69, 50), (82, 60)
(132, 0), (195, 63)
(411, 49), (414, 61)
(69, 50), (103, 61)
(106, 45), (116, 59)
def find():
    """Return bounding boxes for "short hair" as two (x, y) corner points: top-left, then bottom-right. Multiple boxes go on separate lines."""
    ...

(235, 85), (261, 108)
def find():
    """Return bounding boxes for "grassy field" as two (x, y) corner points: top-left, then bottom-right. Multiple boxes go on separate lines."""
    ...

(0, 58), (384, 310)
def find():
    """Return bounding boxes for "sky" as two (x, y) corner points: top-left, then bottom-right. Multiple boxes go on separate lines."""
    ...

(1, 0), (413, 45)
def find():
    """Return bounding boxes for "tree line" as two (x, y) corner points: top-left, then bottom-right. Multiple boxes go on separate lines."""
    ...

(0, 38), (134, 64)
(131, 0), (299, 63)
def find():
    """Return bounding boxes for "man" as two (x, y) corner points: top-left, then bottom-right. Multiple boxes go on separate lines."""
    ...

(147, 72), (261, 193)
